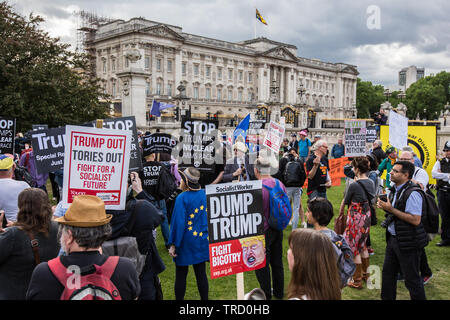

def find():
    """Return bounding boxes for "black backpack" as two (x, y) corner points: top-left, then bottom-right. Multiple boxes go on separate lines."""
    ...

(283, 158), (306, 187)
(156, 165), (178, 200)
(401, 185), (440, 234)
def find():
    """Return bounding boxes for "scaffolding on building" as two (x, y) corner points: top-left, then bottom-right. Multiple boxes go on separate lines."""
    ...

(74, 10), (113, 76)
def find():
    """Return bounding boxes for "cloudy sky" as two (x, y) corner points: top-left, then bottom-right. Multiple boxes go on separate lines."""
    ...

(9, 0), (450, 87)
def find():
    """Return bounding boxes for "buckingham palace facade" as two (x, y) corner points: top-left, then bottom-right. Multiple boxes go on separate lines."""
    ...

(83, 17), (359, 130)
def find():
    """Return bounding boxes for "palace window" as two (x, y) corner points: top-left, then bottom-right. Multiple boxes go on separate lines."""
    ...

(156, 82), (162, 95)
(156, 59), (162, 71)
(217, 88), (222, 100)
(194, 64), (199, 76)
(194, 86), (199, 99)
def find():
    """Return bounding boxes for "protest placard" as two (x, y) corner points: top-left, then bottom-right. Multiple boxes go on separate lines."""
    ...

(178, 118), (219, 172)
(344, 120), (367, 157)
(87, 116), (142, 172)
(0, 117), (15, 154)
(142, 133), (177, 155)
(62, 125), (131, 210)
(262, 121), (285, 153)
(31, 127), (65, 174)
(32, 124), (48, 131)
(206, 180), (265, 279)
(247, 120), (266, 153)
(389, 111), (408, 150)
(366, 126), (377, 143)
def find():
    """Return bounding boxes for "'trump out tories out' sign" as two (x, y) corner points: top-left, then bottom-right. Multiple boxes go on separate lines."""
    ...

(206, 180), (265, 279)
(62, 125), (131, 210)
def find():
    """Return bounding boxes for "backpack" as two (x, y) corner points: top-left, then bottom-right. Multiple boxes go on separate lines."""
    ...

(396, 184), (439, 234)
(262, 179), (292, 230)
(156, 164), (178, 200)
(283, 158), (306, 187)
(102, 237), (146, 276)
(14, 165), (37, 187)
(407, 186), (440, 234)
(47, 256), (122, 300)
(327, 230), (356, 288)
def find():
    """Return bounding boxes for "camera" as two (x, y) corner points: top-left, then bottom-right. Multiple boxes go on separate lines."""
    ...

(381, 213), (395, 229)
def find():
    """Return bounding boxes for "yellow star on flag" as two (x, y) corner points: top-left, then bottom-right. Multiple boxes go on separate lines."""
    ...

(188, 221), (192, 225)
(190, 214), (195, 219)
(188, 226), (192, 231)
(195, 208), (199, 213)
(200, 205), (204, 210)
(199, 232), (203, 237)
(193, 231), (198, 236)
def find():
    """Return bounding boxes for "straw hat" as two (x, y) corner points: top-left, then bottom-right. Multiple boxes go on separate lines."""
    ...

(55, 195), (112, 227)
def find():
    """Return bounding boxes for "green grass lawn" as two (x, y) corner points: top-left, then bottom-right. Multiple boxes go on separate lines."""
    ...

(47, 180), (450, 300)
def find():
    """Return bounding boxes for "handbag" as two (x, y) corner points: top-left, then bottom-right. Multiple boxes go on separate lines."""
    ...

(334, 213), (347, 235)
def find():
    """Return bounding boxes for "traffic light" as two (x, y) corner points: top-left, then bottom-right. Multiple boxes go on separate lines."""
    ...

(175, 106), (180, 121)
(207, 112), (211, 120)
(214, 112), (218, 119)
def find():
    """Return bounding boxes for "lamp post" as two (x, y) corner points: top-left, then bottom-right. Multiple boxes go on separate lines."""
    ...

(266, 79), (279, 122)
(174, 82), (191, 120)
(295, 84), (307, 128)
(397, 90), (406, 102)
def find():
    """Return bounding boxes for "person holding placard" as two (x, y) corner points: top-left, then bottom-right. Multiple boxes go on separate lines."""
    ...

(254, 156), (287, 300)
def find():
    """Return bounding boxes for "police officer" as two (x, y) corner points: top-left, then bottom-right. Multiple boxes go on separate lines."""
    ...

(432, 141), (450, 247)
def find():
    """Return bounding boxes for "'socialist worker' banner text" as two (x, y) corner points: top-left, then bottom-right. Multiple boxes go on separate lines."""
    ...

(206, 180), (265, 279)
(62, 125), (131, 210)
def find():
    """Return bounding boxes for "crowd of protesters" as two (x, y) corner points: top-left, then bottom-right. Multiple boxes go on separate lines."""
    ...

(0, 124), (449, 302)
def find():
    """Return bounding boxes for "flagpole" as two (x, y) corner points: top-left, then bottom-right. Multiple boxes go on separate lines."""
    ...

(254, 4), (257, 39)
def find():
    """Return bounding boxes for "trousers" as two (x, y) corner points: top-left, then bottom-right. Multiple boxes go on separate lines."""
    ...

(381, 235), (426, 300)
(255, 227), (284, 300)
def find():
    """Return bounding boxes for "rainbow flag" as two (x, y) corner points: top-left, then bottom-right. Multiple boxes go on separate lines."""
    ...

(256, 8), (268, 25)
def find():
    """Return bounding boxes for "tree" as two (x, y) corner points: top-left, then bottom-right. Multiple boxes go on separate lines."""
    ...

(356, 78), (385, 118)
(0, 2), (109, 132)
(405, 71), (449, 120)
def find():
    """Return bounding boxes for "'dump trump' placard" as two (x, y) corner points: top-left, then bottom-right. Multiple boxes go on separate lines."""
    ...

(206, 180), (265, 279)
(62, 125), (131, 210)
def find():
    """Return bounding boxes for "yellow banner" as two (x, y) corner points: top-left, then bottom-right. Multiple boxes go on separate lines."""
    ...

(380, 125), (437, 184)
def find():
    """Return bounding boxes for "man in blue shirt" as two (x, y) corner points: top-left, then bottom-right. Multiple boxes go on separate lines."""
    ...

(297, 130), (311, 162)
(377, 161), (427, 300)
(331, 138), (345, 159)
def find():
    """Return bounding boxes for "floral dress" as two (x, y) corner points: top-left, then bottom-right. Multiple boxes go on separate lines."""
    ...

(343, 179), (374, 257)
(344, 201), (371, 257)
